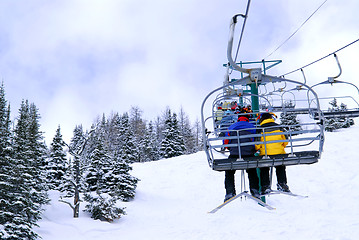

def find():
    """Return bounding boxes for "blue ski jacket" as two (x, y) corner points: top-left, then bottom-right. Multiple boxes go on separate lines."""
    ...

(224, 120), (256, 156)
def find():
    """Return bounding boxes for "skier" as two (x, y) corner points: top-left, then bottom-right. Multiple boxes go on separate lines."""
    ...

(223, 111), (260, 201)
(215, 106), (224, 122)
(255, 112), (291, 194)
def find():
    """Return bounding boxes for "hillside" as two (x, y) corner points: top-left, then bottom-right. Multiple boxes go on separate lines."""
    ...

(36, 121), (359, 240)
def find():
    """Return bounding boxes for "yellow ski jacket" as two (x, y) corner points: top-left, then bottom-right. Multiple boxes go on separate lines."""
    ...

(255, 118), (288, 156)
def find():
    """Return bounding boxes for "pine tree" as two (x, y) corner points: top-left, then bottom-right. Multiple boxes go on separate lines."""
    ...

(84, 136), (111, 192)
(83, 192), (125, 222)
(324, 98), (355, 131)
(83, 135), (126, 221)
(58, 126), (86, 198)
(83, 122), (137, 220)
(160, 109), (185, 158)
(119, 112), (138, 163)
(4, 100), (49, 240)
(178, 107), (196, 154)
(329, 98), (338, 111)
(106, 112), (124, 156)
(59, 125), (88, 218)
(171, 112), (186, 155)
(339, 103), (355, 128)
(107, 113), (139, 199)
(0, 84), (17, 239)
(160, 109), (174, 158)
(154, 116), (164, 145)
(140, 121), (160, 161)
(58, 125), (88, 218)
(69, 125), (86, 156)
(280, 112), (302, 134)
(47, 125), (68, 190)
(109, 153), (138, 201)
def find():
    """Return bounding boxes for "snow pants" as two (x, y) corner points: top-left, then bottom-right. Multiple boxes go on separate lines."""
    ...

(260, 165), (287, 187)
(224, 155), (260, 194)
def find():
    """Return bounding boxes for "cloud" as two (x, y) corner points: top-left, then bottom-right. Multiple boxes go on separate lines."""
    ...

(1, 0), (359, 143)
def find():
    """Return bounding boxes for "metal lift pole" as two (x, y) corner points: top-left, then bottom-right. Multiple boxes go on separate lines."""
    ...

(251, 61), (266, 202)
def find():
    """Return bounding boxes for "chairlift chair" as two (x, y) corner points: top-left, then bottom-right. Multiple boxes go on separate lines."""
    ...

(310, 54), (359, 119)
(201, 77), (325, 171)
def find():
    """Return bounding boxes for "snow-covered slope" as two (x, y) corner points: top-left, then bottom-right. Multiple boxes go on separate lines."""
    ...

(36, 122), (359, 240)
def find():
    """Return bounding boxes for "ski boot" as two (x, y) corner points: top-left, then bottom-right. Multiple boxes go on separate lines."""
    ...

(277, 183), (290, 192)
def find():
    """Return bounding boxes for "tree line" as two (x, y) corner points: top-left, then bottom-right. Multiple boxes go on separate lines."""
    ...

(0, 83), (204, 239)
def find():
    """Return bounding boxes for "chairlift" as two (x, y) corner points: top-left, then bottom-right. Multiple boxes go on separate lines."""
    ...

(202, 76), (325, 171)
(268, 90), (297, 111)
(201, 14), (325, 172)
(310, 54), (359, 119)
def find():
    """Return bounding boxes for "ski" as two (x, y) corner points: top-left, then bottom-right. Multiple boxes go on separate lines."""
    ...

(263, 190), (308, 198)
(241, 192), (276, 210)
(208, 194), (242, 213)
(208, 191), (275, 213)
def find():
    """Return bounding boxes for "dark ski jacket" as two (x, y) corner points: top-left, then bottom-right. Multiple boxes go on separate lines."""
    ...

(224, 120), (256, 156)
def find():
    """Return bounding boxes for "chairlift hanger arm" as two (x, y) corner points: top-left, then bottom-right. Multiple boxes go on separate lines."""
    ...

(310, 54), (359, 93)
(287, 69), (308, 92)
(311, 53), (343, 87)
(311, 80), (359, 95)
(301, 68), (307, 85)
(227, 16), (250, 74)
(227, 12), (262, 83)
(330, 53), (342, 80)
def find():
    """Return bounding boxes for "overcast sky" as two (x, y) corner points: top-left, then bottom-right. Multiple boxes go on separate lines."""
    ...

(1, 0), (358, 143)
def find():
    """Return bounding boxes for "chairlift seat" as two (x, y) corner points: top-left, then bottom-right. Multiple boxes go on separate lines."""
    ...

(313, 109), (359, 120)
(211, 151), (319, 171)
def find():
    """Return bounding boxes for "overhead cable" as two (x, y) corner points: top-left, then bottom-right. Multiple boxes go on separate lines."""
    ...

(282, 37), (359, 76)
(264, 0), (328, 59)
(233, 0), (252, 63)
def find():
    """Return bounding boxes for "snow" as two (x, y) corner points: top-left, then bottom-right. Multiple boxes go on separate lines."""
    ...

(36, 122), (359, 240)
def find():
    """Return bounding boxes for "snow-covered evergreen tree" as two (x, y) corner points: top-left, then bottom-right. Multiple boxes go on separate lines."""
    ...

(160, 109), (185, 158)
(58, 125), (88, 218)
(109, 152), (139, 201)
(58, 125), (86, 198)
(140, 121), (160, 161)
(83, 134), (127, 221)
(171, 112), (186, 155)
(83, 192), (125, 222)
(178, 107), (196, 154)
(119, 112), (138, 163)
(0, 83), (17, 239)
(4, 100), (49, 240)
(128, 106), (146, 162)
(104, 112), (124, 158)
(280, 112), (302, 134)
(69, 125), (86, 156)
(84, 135), (112, 192)
(324, 98), (355, 132)
(154, 116), (164, 145)
(28, 102), (49, 200)
(47, 125), (68, 190)
(83, 125), (136, 220)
